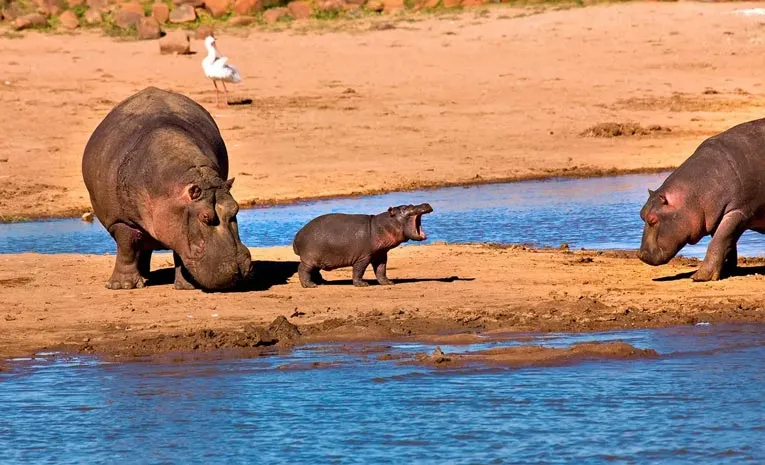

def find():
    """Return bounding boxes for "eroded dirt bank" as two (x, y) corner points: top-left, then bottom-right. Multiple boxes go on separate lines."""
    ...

(4, 2), (765, 220)
(1, 244), (764, 359)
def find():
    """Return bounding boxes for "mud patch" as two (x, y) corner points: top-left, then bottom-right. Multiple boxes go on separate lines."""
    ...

(404, 341), (658, 369)
(580, 122), (671, 138)
(0, 277), (33, 287)
(613, 92), (763, 112)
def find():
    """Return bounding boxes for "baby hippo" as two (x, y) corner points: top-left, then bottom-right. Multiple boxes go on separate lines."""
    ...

(292, 203), (434, 288)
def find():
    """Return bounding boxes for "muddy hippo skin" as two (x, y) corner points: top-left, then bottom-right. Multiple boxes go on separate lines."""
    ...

(292, 204), (433, 288)
(638, 118), (765, 281)
(82, 87), (251, 290)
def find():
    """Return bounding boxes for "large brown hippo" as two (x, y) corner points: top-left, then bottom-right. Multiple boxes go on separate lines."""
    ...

(292, 204), (433, 287)
(638, 118), (765, 281)
(82, 87), (251, 290)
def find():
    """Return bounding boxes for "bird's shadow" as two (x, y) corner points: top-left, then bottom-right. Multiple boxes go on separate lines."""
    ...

(653, 265), (765, 282)
(228, 98), (253, 106)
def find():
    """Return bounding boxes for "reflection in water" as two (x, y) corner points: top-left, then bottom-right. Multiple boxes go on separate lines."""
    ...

(4, 172), (765, 257)
(1, 325), (763, 463)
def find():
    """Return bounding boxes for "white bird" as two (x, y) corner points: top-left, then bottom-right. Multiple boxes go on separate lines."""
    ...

(202, 35), (242, 108)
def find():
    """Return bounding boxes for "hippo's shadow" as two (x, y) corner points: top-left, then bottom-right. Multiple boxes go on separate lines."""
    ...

(653, 265), (765, 282)
(319, 276), (475, 286)
(144, 260), (300, 292)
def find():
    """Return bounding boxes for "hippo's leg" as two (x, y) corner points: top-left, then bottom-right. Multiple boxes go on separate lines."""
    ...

(311, 268), (326, 284)
(352, 259), (371, 287)
(106, 223), (146, 290)
(372, 253), (393, 286)
(173, 252), (197, 290)
(723, 243), (738, 275)
(693, 211), (747, 282)
(298, 261), (318, 288)
(137, 250), (153, 280)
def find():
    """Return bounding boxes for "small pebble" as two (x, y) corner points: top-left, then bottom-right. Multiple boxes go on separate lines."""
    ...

(211, 313), (220, 318)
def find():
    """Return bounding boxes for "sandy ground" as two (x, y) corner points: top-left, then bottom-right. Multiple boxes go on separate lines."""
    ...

(1, 244), (764, 358)
(3, 2), (765, 219)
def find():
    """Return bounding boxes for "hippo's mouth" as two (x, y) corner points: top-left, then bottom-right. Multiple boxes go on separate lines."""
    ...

(413, 214), (426, 240)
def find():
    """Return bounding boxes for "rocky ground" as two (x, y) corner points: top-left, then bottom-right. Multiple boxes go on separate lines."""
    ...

(2, 1), (765, 220)
(1, 244), (764, 358)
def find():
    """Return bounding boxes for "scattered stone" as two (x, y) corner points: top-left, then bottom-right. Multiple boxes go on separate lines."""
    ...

(173, 0), (204, 6)
(382, 0), (403, 13)
(83, 8), (102, 24)
(233, 0), (263, 15)
(86, 0), (110, 13)
(369, 21), (395, 30)
(13, 13), (48, 31)
(170, 5), (197, 24)
(366, 0), (383, 12)
(159, 29), (191, 54)
(169, 3), (196, 23)
(115, 2), (145, 29)
(58, 10), (79, 29)
(228, 15), (254, 25)
(138, 16), (161, 39)
(194, 24), (214, 39)
(152, 2), (170, 23)
(205, 0), (230, 17)
(287, 1), (311, 19)
(262, 7), (288, 24)
(81, 212), (95, 222)
(36, 0), (64, 16)
(317, 0), (343, 11)
(1, 3), (24, 21)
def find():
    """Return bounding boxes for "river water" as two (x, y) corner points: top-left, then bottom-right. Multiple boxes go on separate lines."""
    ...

(4, 171), (765, 257)
(1, 324), (763, 463)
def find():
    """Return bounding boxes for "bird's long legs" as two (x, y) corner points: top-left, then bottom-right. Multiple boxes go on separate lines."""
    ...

(222, 81), (229, 106)
(213, 80), (220, 108)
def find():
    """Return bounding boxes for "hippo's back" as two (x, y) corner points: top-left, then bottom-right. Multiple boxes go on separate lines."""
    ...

(293, 213), (372, 257)
(83, 87), (227, 181)
(82, 87), (228, 228)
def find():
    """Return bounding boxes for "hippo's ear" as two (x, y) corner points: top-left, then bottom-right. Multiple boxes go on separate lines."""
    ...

(648, 189), (655, 197)
(224, 178), (235, 190)
(183, 184), (202, 202)
(388, 207), (396, 216)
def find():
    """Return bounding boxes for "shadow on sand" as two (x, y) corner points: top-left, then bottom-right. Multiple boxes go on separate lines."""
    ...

(653, 265), (765, 282)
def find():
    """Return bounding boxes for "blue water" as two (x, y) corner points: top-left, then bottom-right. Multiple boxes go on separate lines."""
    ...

(4, 171), (765, 257)
(1, 324), (763, 463)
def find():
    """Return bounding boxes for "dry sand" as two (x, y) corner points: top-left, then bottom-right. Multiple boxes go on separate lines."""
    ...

(3, 2), (765, 219)
(1, 244), (763, 358)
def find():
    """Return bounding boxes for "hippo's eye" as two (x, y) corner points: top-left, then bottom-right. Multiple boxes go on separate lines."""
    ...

(199, 211), (214, 224)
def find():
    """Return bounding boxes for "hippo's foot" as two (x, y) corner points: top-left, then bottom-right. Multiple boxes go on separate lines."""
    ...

(174, 266), (197, 290)
(300, 280), (318, 289)
(376, 278), (394, 286)
(106, 272), (145, 290)
(353, 280), (369, 287)
(691, 267), (721, 282)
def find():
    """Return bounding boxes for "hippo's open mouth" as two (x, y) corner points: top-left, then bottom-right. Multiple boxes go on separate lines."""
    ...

(414, 214), (426, 240)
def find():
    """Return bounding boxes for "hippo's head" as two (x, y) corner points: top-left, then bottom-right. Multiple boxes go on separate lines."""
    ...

(638, 188), (703, 266)
(387, 203), (434, 241)
(177, 178), (251, 289)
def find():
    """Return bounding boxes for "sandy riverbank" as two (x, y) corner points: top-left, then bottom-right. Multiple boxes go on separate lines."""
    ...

(1, 244), (764, 359)
(3, 2), (765, 220)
